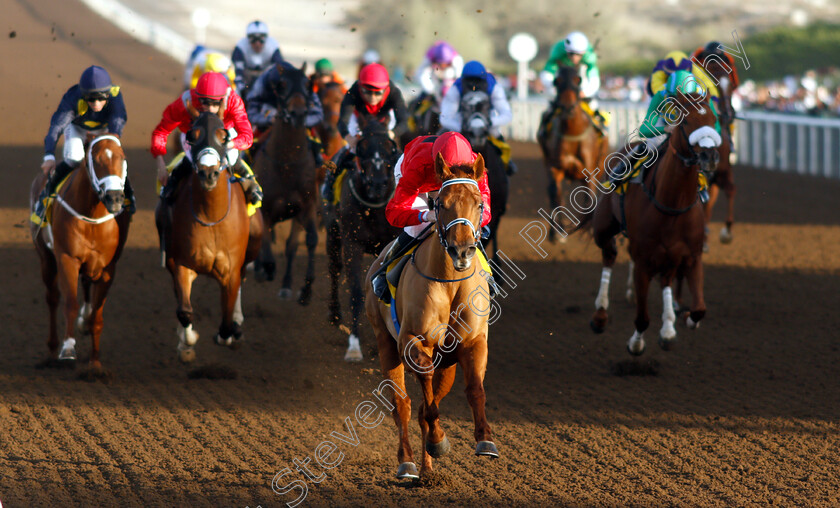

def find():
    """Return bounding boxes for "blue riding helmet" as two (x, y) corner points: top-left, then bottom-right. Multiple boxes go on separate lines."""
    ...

(462, 60), (487, 79)
(79, 65), (113, 95)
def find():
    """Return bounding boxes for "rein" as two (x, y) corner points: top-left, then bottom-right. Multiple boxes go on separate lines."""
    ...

(348, 176), (394, 208)
(641, 125), (705, 216)
(190, 168), (234, 227)
(55, 135), (127, 224)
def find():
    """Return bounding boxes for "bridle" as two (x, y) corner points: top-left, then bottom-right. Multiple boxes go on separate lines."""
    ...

(349, 141), (396, 208)
(85, 135), (127, 202)
(433, 178), (483, 251)
(273, 70), (312, 126)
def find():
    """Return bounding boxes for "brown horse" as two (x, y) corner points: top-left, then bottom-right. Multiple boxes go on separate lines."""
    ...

(253, 63), (319, 305)
(326, 121), (400, 361)
(365, 154), (498, 480)
(30, 134), (130, 376)
(155, 112), (263, 363)
(537, 66), (609, 242)
(589, 92), (720, 354)
(699, 58), (737, 247)
(315, 81), (347, 161)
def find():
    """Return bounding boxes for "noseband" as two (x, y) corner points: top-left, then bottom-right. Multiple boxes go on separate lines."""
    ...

(433, 178), (483, 250)
(86, 135), (126, 201)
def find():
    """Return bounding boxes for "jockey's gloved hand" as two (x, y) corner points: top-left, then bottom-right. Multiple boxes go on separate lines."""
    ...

(420, 210), (436, 223)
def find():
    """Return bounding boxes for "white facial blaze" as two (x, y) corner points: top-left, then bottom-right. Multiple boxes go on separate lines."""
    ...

(688, 125), (721, 148)
(105, 148), (113, 160)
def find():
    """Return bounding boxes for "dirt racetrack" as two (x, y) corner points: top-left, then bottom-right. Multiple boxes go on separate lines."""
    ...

(2, 1), (840, 506)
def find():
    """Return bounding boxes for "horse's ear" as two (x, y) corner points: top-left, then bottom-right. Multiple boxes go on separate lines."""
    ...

(435, 152), (452, 182)
(300, 61), (307, 74)
(472, 153), (485, 182)
(186, 99), (200, 119)
(214, 128), (227, 146)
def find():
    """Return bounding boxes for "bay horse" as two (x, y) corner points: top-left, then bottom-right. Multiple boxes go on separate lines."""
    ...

(459, 89), (509, 261)
(699, 57), (737, 247)
(155, 112), (263, 363)
(29, 134), (130, 376)
(537, 66), (609, 242)
(252, 63), (319, 305)
(365, 153), (498, 480)
(588, 92), (720, 354)
(326, 121), (400, 362)
(314, 81), (347, 190)
(400, 94), (441, 147)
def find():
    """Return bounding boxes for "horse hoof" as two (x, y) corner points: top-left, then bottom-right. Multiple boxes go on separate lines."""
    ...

(396, 462), (420, 480)
(298, 287), (313, 306)
(686, 316), (700, 330)
(590, 319), (606, 334)
(702, 242), (710, 253)
(425, 436), (451, 458)
(658, 335), (677, 351)
(58, 338), (77, 361)
(475, 441), (499, 458)
(720, 227), (733, 244)
(277, 288), (293, 300)
(344, 335), (363, 362)
(178, 348), (196, 364)
(214, 334), (234, 347)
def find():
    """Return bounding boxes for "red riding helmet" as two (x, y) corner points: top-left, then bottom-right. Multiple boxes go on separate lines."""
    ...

(194, 72), (229, 99)
(359, 63), (390, 90)
(432, 132), (476, 166)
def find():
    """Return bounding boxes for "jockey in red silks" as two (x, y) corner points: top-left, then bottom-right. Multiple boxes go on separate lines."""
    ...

(372, 131), (493, 301)
(151, 71), (262, 205)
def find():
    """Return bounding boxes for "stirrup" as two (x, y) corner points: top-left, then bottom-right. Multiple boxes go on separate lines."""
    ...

(372, 273), (391, 303)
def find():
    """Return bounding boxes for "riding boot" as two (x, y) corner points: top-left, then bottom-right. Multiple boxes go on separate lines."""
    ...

(506, 159), (518, 176)
(372, 231), (414, 303)
(161, 158), (192, 205)
(123, 176), (136, 214)
(232, 158), (263, 205)
(32, 160), (74, 225)
(321, 145), (352, 207)
(310, 138), (324, 167)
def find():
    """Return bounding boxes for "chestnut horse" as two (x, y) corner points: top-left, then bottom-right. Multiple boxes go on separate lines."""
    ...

(326, 122), (400, 362)
(155, 112), (263, 363)
(589, 92), (720, 354)
(537, 66), (609, 242)
(253, 63), (319, 305)
(315, 81), (347, 160)
(30, 134), (130, 376)
(365, 153), (498, 480)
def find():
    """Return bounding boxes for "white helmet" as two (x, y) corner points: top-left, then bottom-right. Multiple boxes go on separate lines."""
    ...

(362, 49), (380, 65)
(246, 20), (269, 37)
(564, 31), (589, 55)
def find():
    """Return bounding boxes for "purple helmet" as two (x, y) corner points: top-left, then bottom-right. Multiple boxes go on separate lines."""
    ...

(427, 41), (457, 65)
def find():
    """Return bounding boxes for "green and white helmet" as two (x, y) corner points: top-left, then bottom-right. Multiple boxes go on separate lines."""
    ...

(665, 70), (703, 96)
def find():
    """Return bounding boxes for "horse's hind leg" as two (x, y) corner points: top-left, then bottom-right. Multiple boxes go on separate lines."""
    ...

(326, 219), (343, 325)
(84, 273), (115, 376)
(255, 223), (276, 282)
(458, 337), (497, 459)
(297, 215), (318, 306)
(76, 277), (93, 335)
(720, 173), (736, 244)
(590, 202), (620, 334)
(171, 264), (199, 363)
(628, 263), (651, 356)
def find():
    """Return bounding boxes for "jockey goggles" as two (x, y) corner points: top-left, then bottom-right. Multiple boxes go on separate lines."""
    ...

(84, 92), (110, 102)
(248, 34), (267, 44)
(199, 97), (223, 107)
(361, 86), (385, 96)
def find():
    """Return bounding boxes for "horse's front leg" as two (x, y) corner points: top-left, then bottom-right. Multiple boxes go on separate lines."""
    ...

(76, 277), (93, 334)
(255, 222), (276, 282)
(658, 274), (678, 351)
(403, 334), (447, 475)
(590, 205), (619, 334)
(326, 218), (343, 326)
(83, 271), (115, 378)
(685, 258), (706, 330)
(170, 263), (198, 363)
(344, 240), (364, 362)
(628, 261), (651, 356)
(298, 214), (318, 306)
(721, 173), (736, 244)
(279, 221), (300, 299)
(38, 250), (61, 361)
(546, 169), (562, 243)
(55, 254), (81, 362)
(215, 271), (243, 347)
(458, 337), (497, 458)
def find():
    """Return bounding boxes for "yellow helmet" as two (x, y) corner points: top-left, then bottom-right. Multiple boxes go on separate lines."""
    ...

(191, 52), (236, 90)
(204, 52), (232, 73)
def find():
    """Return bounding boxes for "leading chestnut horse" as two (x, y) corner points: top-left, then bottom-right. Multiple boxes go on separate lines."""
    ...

(30, 134), (131, 376)
(589, 92), (720, 354)
(537, 66), (609, 242)
(365, 153), (498, 480)
(155, 112), (263, 363)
